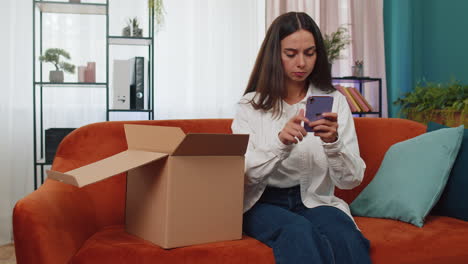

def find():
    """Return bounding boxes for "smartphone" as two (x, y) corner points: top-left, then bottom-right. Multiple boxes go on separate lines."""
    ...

(304, 96), (334, 132)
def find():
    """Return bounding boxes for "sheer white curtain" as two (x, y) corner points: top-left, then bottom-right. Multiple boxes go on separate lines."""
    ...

(267, 0), (388, 117)
(154, 0), (265, 119)
(1, 0), (265, 245)
(1, 0), (33, 245)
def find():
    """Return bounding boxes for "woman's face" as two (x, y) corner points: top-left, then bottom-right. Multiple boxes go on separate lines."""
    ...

(280, 29), (317, 86)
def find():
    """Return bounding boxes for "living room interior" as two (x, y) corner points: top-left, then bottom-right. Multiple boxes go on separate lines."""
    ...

(1, 0), (467, 263)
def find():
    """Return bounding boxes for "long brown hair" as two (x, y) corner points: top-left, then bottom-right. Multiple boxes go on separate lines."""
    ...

(244, 12), (334, 117)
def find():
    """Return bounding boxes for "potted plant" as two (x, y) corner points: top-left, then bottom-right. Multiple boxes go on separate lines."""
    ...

(132, 17), (143, 37)
(148, 0), (165, 32)
(39, 48), (76, 83)
(323, 26), (351, 66)
(122, 19), (131, 37)
(122, 17), (143, 37)
(393, 80), (468, 126)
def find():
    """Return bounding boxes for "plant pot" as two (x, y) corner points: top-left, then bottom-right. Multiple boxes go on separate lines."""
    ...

(133, 27), (143, 37)
(49, 70), (64, 83)
(352, 65), (363, 77)
(406, 109), (467, 127)
(122, 26), (131, 37)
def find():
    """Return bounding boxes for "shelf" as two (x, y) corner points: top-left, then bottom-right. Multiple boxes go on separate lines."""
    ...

(35, 82), (107, 87)
(332, 77), (381, 83)
(35, 1), (107, 15)
(108, 109), (153, 112)
(33, 0), (155, 189)
(352, 112), (380, 115)
(332, 76), (382, 118)
(35, 160), (52, 166)
(108, 36), (152, 46)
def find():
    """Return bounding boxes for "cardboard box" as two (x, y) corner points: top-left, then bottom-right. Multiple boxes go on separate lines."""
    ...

(47, 124), (248, 249)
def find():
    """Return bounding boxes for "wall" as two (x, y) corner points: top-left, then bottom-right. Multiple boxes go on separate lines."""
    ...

(384, 0), (468, 117)
(421, 0), (468, 83)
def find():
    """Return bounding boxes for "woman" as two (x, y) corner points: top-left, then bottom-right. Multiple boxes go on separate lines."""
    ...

(231, 12), (371, 264)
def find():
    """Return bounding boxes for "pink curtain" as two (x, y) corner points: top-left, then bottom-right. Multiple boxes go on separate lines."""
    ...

(267, 0), (388, 117)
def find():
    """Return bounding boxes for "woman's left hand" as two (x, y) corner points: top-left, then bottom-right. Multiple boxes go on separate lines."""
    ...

(306, 112), (339, 143)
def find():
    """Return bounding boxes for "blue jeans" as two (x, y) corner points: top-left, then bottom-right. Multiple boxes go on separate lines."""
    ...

(243, 185), (371, 264)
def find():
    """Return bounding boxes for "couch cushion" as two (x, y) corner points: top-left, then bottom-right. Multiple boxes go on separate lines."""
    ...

(427, 122), (468, 221)
(356, 216), (468, 264)
(70, 225), (274, 264)
(70, 218), (468, 264)
(335, 118), (426, 204)
(350, 125), (464, 227)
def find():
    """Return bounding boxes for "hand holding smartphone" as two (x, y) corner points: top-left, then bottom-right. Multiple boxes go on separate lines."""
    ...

(303, 96), (334, 132)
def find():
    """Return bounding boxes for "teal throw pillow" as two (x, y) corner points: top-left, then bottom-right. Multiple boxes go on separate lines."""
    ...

(350, 125), (464, 227)
(427, 122), (468, 221)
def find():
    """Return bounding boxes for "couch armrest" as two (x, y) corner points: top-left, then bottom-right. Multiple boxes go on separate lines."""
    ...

(13, 179), (97, 264)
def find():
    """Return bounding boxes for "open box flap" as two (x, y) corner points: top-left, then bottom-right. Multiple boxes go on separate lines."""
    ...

(172, 134), (249, 156)
(125, 124), (185, 154)
(47, 150), (168, 187)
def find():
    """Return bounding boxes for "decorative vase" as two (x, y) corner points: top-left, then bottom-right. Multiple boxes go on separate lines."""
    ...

(85, 62), (96, 83)
(77, 66), (86, 82)
(49, 70), (64, 83)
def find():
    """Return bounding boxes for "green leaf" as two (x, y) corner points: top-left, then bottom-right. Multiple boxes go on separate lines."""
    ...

(323, 26), (350, 64)
(39, 48), (75, 73)
(393, 80), (468, 117)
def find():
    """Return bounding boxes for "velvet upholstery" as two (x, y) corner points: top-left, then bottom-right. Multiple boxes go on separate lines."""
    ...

(351, 125), (464, 227)
(70, 226), (274, 264)
(13, 118), (468, 263)
(427, 122), (468, 221)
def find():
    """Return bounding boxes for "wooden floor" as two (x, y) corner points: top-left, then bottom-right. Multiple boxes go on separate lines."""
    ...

(0, 244), (15, 264)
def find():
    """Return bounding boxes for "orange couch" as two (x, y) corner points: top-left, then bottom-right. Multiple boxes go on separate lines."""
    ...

(13, 118), (468, 264)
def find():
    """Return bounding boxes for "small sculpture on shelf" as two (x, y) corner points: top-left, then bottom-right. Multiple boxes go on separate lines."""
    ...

(39, 48), (75, 83)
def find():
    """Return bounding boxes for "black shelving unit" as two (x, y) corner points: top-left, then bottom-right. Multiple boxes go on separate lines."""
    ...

(332, 77), (382, 117)
(33, 0), (154, 189)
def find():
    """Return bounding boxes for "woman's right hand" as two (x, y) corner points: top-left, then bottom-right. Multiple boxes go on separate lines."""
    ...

(278, 109), (309, 145)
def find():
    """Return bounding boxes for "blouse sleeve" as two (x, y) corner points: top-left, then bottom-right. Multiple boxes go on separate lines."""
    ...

(231, 100), (293, 187)
(321, 93), (366, 189)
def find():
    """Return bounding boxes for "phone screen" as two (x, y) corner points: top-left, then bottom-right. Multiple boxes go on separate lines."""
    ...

(304, 96), (334, 132)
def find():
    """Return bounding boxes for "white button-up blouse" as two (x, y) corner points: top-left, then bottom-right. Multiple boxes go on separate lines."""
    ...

(231, 85), (366, 219)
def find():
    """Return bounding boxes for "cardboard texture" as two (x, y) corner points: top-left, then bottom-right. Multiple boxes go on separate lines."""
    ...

(47, 124), (248, 249)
